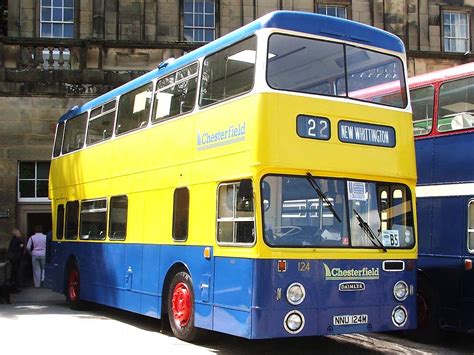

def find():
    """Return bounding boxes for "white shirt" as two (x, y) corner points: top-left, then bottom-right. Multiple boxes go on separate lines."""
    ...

(27, 233), (47, 257)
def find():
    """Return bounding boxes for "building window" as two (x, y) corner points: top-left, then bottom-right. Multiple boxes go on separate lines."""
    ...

(40, 0), (74, 38)
(443, 10), (470, 53)
(183, 0), (215, 42)
(216, 181), (255, 245)
(318, 5), (347, 19)
(18, 161), (50, 202)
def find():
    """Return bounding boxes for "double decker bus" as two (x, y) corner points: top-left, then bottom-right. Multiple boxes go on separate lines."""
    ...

(408, 63), (474, 332)
(47, 11), (417, 341)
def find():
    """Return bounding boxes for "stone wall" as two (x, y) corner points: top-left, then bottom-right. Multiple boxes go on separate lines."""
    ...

(0, 96), (88, 251)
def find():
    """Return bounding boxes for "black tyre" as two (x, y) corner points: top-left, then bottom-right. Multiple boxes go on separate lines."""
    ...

(416, 276), (441, 340)
(167, 271), (201, 342)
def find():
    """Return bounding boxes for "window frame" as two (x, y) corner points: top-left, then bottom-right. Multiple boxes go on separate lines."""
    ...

(183, 0), (216, 43)
(410, 85), (435, 137)
(115, 82), (154, 136)
(40, 0), (75, 38)
(265, 33), (408, 110)
(437, 76), (474, 134)
(79, 198), (108, 241)
(317, 4), (348, 19)
(216, 181), (256, 247)
(53, 122), (65, 157)
(173, 187), (190, 242)
(56, 204), (65, 240)
(199, 35), (257, 108)
(62, 112), (88, 154)
(17, 161), (51, 203)
(468, 199), (474, 254)
(109, 195), (128, 241)
(65, 200), (79, 240)
(86, 100), (117, 146)
(151, 62), (199, 124)
(442, 9), (471, 53)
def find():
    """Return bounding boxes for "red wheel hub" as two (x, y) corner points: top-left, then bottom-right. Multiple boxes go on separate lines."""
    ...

(172, 282), (191, 327)
(68, 269), (79, 302)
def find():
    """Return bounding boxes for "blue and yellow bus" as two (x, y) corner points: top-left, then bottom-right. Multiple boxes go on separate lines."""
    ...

(47, 11), (417, 341)
(408, 63), (474, 333)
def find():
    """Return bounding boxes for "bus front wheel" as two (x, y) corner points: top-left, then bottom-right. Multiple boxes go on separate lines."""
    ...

(66, 264), (83, 310)
(167, 271), (200, 342)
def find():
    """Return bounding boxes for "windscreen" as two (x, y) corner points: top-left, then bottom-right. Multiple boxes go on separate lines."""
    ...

(262, 175), (415, 249)
(267, 34), (407, 108)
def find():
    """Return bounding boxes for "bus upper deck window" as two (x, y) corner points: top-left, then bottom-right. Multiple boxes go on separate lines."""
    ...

(200, 36), (256, 107)
(152, 63), (198, 123)
(410, 86), (434, 136)
(62, 113), (88, 154)
(53, 123), (65, 157)
(116, 82), (153, 135)
(438, 77), (474, 133)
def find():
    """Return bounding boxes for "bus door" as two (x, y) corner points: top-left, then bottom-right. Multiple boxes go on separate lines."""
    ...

(45, 199), (66, 291)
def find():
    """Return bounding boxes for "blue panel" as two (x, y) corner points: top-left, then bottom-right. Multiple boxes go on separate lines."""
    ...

(417, 197), (433, 255)
(141, 245), (161, 294)
(195, 302), (213, 330)
(213, 306), (251, 338)
(124, 244), (143, 312)
(432, 131), (474, 184)
(431, 197), (464, 256)
(214, 257), (253, 309)
(415, 138), (434, 185)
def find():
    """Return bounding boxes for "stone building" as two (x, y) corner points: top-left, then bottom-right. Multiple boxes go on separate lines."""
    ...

(0, 0), (473, 253)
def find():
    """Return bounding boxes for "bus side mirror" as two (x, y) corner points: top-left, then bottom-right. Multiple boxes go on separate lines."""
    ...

(238, 179), (253, 200)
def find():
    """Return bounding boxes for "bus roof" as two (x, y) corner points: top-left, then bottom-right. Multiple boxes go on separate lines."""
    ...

(58, 10), (405, 123)
(408, 62), (474, 88)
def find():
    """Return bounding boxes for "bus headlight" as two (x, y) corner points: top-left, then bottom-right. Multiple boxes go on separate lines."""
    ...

(284, 310), (305, 334)
(392, 306), (408, 327)
(393, 280), (409, 301)
(286, 282), (306, 305)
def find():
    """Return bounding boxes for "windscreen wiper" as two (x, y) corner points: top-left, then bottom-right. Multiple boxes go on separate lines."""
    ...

(352, 208), (387, 252)
(306, 173), (341, 223)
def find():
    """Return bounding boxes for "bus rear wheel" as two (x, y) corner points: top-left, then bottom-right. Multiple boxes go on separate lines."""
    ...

(66, 264), (83, 310)
(167, 271), (200, 342)
(416, 276), (440, 339)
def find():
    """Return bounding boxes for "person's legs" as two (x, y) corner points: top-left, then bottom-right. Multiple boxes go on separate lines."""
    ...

(31, 256), (41, 287)
(39, 256), (46, 284)
(9, 259), (21, 290)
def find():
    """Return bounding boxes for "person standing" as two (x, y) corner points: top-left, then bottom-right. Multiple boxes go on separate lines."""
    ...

(27, 225), (47, 288)
(7, 228), (24, 292)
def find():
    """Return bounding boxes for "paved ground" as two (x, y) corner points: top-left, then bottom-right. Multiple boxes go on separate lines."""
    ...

(1, 287), (474, 354)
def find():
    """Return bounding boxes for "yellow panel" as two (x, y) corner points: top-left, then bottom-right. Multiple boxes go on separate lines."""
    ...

(50, 92), (417, 259)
